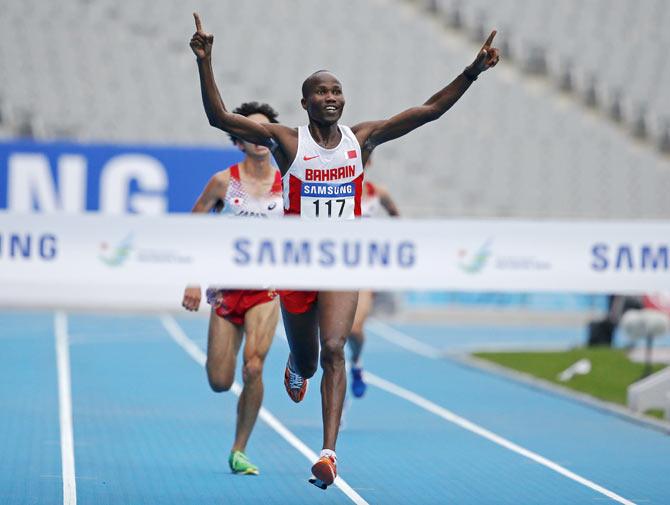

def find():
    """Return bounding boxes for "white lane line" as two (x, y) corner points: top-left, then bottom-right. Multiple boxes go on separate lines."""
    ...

(55, 311), (77, 505)
(365, 372), (636, 505)
(366, 319), (442, 358)
(367, 319), (573, 354)
(366, 322), (637, 505)
(160, 315), (369, 505)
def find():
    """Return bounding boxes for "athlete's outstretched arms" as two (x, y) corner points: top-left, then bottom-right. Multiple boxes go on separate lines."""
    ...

(190, 13), (275, 147)
(353, 31), (500, 156)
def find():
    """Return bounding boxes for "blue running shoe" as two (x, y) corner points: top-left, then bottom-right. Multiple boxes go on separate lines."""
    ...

(350, 366), (366, 398)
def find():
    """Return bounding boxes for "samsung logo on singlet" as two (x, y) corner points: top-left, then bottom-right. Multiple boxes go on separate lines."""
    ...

(233, 238), (416, 268)
(301, 182), (354, 197)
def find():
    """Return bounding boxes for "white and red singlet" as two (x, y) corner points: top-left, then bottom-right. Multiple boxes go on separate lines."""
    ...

(282, 125), (364, 219)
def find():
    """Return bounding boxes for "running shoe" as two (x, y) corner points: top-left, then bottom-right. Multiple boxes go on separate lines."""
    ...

(350, 366), (367, 398)
(309, 454), (337, 490)
(284, 357), (308, 403)
(228, 450), (259, 475)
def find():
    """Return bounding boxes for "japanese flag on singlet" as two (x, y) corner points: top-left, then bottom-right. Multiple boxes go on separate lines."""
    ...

(223, 164), (284, 218)
(282, 125), (364, 219)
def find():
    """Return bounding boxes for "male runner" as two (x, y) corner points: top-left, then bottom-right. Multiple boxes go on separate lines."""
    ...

(349, 163), (400, 398)
(182, 102), (283, 476)
(190, 12), (499, 489)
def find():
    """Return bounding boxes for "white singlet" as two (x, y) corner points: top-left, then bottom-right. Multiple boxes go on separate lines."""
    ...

(223, 163), (284, 218)
(282, 125), (364, 219)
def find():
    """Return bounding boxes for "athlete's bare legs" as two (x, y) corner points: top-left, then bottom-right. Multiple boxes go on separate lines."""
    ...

(349, 290), (373, 365)
(206, 309), (243, 392)
(281, 301), (320, 378)
(281, 291), (358, 450)
(206, 299), (278, 454)
(348, 290), (372, 398)
(318, 291), (358, 450)
(234, 300), (278, 451)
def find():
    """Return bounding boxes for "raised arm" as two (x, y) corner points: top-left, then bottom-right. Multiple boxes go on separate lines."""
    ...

(190, 13), (275, 147)
(353, 31), (500, 156)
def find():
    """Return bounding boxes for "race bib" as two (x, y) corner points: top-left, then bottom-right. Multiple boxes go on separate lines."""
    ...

(300, 181), (355, 219)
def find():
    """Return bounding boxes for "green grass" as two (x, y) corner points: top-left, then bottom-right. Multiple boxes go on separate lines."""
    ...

(473, 348), (666, 406)
(645, 409), (665, 420)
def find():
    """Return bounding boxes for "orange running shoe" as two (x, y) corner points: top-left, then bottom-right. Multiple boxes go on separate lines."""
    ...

(284, 357), (308, 403)
(309, 454), (337, 490)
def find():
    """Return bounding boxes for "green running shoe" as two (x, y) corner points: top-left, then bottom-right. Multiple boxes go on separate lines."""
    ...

(228, 451), (259, 475)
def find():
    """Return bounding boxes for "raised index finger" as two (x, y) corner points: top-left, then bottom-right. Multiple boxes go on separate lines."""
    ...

(193, 12), (203, 32)
(482, 30), (497, 48)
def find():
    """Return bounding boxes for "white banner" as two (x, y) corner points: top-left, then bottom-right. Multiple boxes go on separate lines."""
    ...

(0, 212), (668, 310)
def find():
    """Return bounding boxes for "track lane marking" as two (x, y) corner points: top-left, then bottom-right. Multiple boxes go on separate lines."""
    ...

(161, 314), (369, 505)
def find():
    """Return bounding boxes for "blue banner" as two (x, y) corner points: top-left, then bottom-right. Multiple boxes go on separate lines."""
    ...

(300, 181), (355, 197)
(0, 140), (244, 213)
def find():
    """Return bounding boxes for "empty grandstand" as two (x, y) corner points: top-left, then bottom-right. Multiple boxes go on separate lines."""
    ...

(0, 0), (668, 219)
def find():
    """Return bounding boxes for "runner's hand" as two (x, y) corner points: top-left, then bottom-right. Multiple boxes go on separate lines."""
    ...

(190, 12), (213, 60)
(182, 285), (202, 311)
(468, 30), (500, 75)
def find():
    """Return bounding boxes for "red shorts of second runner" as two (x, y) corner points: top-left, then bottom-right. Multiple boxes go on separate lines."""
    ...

(207, 288), (276, 325)
(278, 290), (318, 314)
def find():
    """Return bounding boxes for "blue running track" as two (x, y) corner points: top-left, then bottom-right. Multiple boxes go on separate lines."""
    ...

(1, 310), (669, 504)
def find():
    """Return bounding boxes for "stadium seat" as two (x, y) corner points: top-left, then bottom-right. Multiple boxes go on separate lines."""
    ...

(1, 0), (669, 218)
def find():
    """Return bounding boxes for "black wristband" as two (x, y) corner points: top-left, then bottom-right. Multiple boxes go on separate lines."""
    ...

(463, 68), (479, 81)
